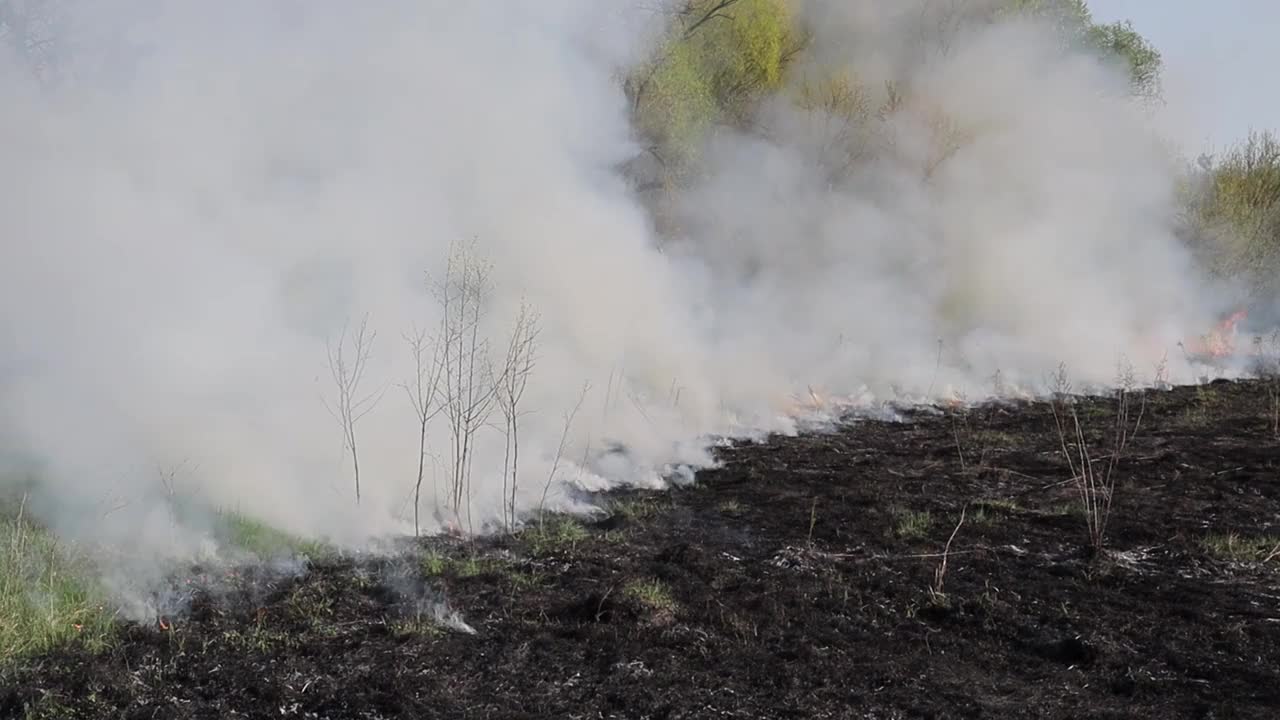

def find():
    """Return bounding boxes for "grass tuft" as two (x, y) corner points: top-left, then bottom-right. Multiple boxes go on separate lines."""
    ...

(1200, 532), (1280, 563)
(624, 579), (677, 612)
(527, 515), (589, 555)
(891, 507), (933, 540)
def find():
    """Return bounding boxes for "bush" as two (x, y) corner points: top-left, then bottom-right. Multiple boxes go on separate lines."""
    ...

(1179, 131), (1280, 294)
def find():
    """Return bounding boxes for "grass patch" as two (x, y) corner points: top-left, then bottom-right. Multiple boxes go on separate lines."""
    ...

(283, 583), (337, 635)
(890, 507), (933, 540)
(419, 549), (505, 579)
(527, 515), (589, 555)
(624, 579), (677, 612)
(1200, 532), (1280, 563)
(609, 496), (667, 522)
(454, 555), (496, 578)
(975, 498), (1020, 513)
(0, 510), (117, 663)
(390, 617), (446, 640)
(420, 551), (448, 577)
(215, 511), (330, 561)
(221, 625), (296, 653)
(969, 506), (995, 528)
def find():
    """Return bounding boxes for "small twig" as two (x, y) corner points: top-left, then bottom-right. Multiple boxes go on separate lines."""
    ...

(1264, 542), (1280, 564)
(931, 505), (967, 599)
(807, 498), (819, 546)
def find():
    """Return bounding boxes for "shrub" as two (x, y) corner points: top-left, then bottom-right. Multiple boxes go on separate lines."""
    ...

(1179, 130), (1280, 294)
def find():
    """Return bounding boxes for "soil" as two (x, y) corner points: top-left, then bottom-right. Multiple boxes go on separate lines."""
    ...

(4, 379), (1280, 719)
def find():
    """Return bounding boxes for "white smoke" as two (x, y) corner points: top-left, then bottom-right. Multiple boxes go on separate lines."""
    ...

(0, 0), (1235, 584)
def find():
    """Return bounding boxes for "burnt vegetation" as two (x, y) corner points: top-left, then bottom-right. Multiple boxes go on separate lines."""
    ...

(4, 379), (1280, 719)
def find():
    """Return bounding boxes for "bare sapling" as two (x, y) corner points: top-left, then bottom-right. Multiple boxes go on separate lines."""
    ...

(156, 460), (195, 535)
(401, 325), (445, 537)
(323, 314), (384, 505)
(949, 394), (968, 473)
(492, 300), (540, 533)
(1048, 361), (1145, 553)
(157, 464), (180, 532)
(1153, 352), (1170, 391)
(431, 240), (500, 534)
(538, 381), (591, 531)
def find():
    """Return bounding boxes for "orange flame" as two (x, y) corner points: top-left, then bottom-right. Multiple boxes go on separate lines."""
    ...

(1187, 309), (1247, 359)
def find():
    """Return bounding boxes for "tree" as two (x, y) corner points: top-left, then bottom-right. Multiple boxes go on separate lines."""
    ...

(492, 301), (539, 533)
(401, 325), (445, 537)
(999, 0), (1162, 100)
(430, 239), (501, 534)
(627, 0), (803, 177)
(323, 315), (383, 506)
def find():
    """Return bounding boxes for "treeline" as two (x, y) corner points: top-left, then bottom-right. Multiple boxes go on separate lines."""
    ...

(624, 0), (1160, 182)
(624, 0), (1280, 307)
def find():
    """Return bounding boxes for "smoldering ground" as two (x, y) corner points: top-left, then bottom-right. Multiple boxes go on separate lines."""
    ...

(0, 0), (1250, 613)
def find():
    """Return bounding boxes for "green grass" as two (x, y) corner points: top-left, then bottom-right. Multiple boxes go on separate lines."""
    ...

(624, 579), (677, 613)
(0, 502), (333, 665)
(527, 515), (589, 555)
(1200, 532), (1280, 563)
(389, 617), (446, 640)
(0, 512), (116, 663)
(215, 511), (330, 561)
(420, 549), (516, 582)
(421, 551), (448, 577)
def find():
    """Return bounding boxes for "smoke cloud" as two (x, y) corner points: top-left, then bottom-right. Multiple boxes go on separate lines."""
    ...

(0, 0), (1238, 590)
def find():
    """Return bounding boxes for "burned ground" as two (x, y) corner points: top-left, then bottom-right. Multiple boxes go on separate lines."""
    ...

(3, 379), (1280, 719)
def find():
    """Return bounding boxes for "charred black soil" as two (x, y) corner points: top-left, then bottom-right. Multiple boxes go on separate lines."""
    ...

(4, 379), (1280, 719)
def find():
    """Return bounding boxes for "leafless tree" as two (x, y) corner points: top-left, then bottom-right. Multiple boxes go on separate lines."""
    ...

(539, 382), (592, 530)
(323, 314), (383, 505)
(492, 301), (540, 532)
(401, 325), (445, 536)
(431, 239), (501, 533)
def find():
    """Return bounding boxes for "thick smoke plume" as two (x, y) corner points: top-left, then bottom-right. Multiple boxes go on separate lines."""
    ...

(0, 0), (1238, 591)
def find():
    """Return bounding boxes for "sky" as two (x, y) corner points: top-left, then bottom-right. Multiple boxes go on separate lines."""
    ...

(1089, 0), (1279, 156)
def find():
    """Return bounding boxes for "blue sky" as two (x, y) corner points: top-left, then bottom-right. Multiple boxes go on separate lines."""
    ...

(1089, 0), (1278, 155)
